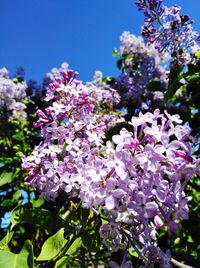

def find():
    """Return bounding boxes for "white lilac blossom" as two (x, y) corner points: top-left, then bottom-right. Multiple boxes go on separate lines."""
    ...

(22, 69), (199, 264)
(0, 67), (9, 78)
(93, 70), (103, 82)
(119, 31), (169, 65)
(0, 70), (27, 120)
(135, 0), (200, 65)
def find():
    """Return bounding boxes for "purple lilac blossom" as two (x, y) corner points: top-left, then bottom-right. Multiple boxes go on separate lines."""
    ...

(22, 68), (123, 200)
(114, 32), (168, 108)
(22, 69), (199, 265)
(135, 0), (200, 65)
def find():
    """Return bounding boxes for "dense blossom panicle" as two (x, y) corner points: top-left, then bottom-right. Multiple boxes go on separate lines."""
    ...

(0, 69), (27, 119)
(113, 32), (168, 108)
(80, 109), (199, 258)
(135, 0), (200, 65)
(22, 67), (122, 200)
(22, 67), (199, 264)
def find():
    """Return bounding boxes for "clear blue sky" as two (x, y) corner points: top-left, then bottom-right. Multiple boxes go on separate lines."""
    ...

(1, 0), (199, 83)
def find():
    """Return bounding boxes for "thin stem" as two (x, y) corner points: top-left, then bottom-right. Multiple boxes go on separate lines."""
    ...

(171, 258), (194, 268)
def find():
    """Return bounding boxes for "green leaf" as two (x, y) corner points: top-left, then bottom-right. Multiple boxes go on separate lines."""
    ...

(112, 48), (121, 57)
(0, 231), (14, 250)
(12, 190), (21, 202)
(30, 197), (44, 208)
(0, 240), (33, 268)
(195, 50), (200, 59)
(129, 247), (139, 258)
(0, 189), (21, 207)
(0, 157), (13, 165)
(10, 206), (65, 232)
(12, 132), (24, 141)
(165, 65), (184, 101)
(187, 73), (200, 82)
(117, 59), (123, 70)
(66, 237), (82, 255)
(37, 228), (67, 261)
(165, 80), (183, 102)
(0, 171), (14, 187)
(168, 65), (184, 86)
(124, 53), (135, 60)
(54, 256), (69, 268)
(101, 76), (114, 84)
(0, 199), (14, 207)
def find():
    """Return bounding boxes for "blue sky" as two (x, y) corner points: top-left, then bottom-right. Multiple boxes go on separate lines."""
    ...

(1, 0), (200, 83)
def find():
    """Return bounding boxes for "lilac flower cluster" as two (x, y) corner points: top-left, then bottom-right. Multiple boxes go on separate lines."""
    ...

(114, 32), (168, 108)
(22, 68), (122, 200)
(22, 68), (199, 264)
(80, 109), (199, 262)
(0, 68), (27, 120)
(135, 0), (200, 65)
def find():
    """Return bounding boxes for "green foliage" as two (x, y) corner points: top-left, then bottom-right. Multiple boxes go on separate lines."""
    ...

(112, 48), (121, 58)
(0, 231), (14, 250)
(10, 205), (65, 232)
(195, 50), (200, 59)
(0, 170), (20, 187)
(65, 237), (82, 255)
(37, 228), (67, 261)
(54, 256), (69, 268)
(164, 65), (184, 101)
(0, 240), (33, 268)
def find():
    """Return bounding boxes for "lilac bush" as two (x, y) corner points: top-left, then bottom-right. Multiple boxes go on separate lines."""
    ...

(22, 67), (199, 265)
(0, 1), (198, 267)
